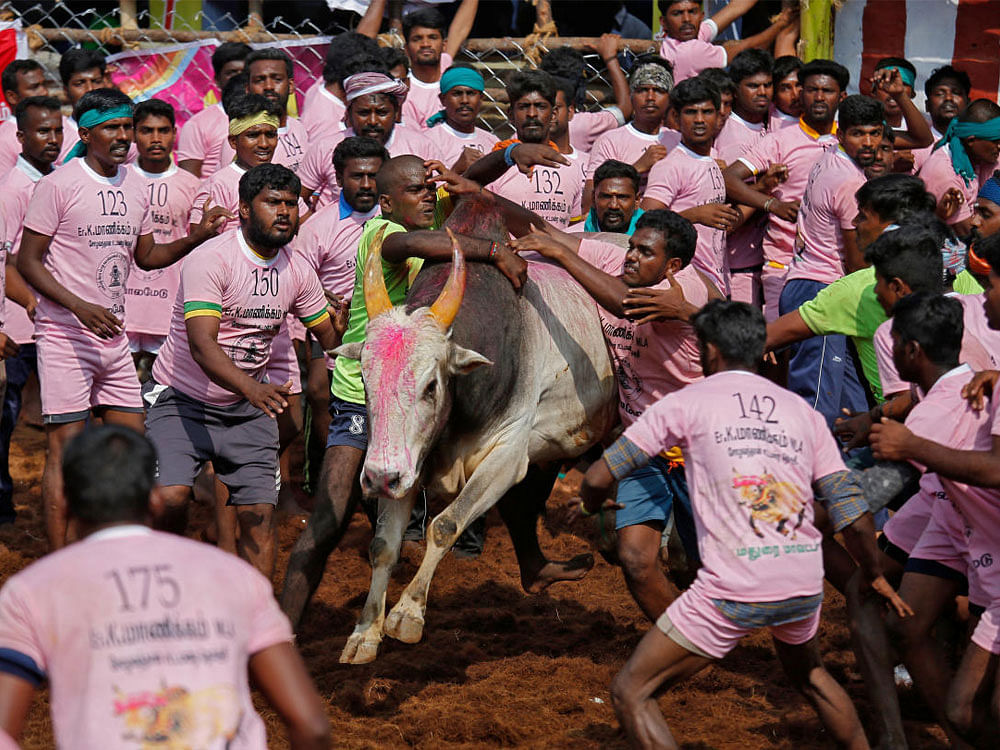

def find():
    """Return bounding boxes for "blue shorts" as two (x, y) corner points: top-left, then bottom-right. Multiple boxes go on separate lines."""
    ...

(615, 456), (691, 531)
(326, 396), (368, 451)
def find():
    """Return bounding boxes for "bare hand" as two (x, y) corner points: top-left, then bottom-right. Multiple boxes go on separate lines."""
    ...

(768, 198), (800, 222)
(833, 408), (875, 452)
(936, 188), (964, 221)
(0, 332), (18, 360)
(595, 33), (620, 64)
(623, 273), (690, 324)
(73, 300), (123, 339)
(633, 144), (668, 174)
(425, 159), (483, 197)
(493, 246), (528, 291)
(962, 369), (999, 410)
(510, 143), (570, 175)
(193, 198), (234, 242)
(509, 228), (565, 259)
(565, 495), (624, 525)
(244, 378), (292, 418)
(688, 202), (742, 231)
(869, 417), (914, 461)
(871, 67), (906, 101)
(325, 292), (350, 336)
(870, 575), (915, 619)
(757, 163), (789, 193)
(24, 298), (36, 322)
(450, 147), (485, 175)
(892, 150), (915, 174)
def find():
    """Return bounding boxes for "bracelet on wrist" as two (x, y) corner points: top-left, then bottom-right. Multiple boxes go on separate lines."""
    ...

(578, 500), (594, 517)
(503, 143), (519, 167)
(764, 197), (775, 213)
(488, 241), (500, 261)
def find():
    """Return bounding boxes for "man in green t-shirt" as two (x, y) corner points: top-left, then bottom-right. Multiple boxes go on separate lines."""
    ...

(280, 154), (541, 628)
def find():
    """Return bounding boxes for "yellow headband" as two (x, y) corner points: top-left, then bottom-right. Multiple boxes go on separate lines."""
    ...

(228, 112), (280, 137)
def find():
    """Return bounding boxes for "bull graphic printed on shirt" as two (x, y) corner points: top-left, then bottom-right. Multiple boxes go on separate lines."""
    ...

(114, 683), (240, 749)
(732, 470), (806, 539)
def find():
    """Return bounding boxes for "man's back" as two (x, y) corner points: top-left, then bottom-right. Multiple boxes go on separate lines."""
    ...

(0, 527), (292, 749)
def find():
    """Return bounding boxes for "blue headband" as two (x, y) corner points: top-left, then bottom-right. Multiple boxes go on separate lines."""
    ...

(427, 68), (486, 127)
(933, 116), (1000, 186)
(980, 176), (1000, 206)
(876, 64), (916, 89)
(63, 104), (135, 162)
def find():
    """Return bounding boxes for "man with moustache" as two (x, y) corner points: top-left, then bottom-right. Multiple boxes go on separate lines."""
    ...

(16, 88), (230, 550)
(244, 49), (310, 174)
(145, 164), (348, 575)
(581, 161), (644, 235)
(912, 66), (972, 172)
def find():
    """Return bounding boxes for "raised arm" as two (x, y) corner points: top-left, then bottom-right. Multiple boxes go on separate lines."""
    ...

(709, 0), (758, 34)
(445, 0), (479, 58)
(596, 33), (632, 120)
(356, 0), (387, 38)
(722, 5), (796, 63)
(872, 68), (934, 150)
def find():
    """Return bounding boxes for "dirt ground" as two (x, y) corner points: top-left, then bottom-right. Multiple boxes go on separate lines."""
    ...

(0, 422), (952, 749)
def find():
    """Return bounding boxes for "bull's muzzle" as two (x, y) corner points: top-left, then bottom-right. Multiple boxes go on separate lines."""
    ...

(361, 467), (412, 500)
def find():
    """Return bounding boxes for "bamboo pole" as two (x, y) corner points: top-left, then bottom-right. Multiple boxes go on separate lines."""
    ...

(799, 0), (835, 62)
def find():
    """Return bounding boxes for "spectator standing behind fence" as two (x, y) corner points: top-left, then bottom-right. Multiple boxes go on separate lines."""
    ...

(356, 0), (479, 130)
(0, 425), (332, 750)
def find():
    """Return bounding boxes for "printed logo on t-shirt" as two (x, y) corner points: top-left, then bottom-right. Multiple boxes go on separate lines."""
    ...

(732, 471), (806, 540)
(231, 332), (270, 367)
(114, 683), (240, 746)
(97, 252), (130, 301)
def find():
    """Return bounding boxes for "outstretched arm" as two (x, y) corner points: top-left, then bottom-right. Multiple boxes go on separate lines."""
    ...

(463, 143), (570, 188)
(445, 0), (479, 58)
(709, 0), (758, 34)
(765, 310), (813, 351)
(870, 420), (1000, 488)
(134, 199), (232, 270)
(356, 0), (386, 38)
(722, 5), (796, 62)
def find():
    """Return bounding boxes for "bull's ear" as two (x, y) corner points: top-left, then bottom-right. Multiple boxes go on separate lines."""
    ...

(331, 342), (363, 360)
(449, 345), (492, 375)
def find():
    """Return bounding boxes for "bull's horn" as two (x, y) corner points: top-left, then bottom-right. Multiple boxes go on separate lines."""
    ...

(363, 224), (393, 320)
(429, 228), (467, 330)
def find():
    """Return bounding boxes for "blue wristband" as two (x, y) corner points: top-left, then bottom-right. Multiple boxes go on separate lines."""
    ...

(504, 143), (518, 167)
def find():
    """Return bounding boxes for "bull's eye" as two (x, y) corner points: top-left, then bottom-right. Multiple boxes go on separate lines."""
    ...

(423, 380), (437, 401)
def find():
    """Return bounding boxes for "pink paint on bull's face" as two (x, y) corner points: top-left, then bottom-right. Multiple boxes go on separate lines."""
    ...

(360, 308), (454, 499)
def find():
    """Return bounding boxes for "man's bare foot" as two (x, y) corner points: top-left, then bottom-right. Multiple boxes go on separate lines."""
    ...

(522, 553), (594, 594)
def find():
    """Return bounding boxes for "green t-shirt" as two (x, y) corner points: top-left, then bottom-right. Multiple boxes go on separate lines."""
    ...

(797, 267), (984, 402)
(330, 218), (425, 405)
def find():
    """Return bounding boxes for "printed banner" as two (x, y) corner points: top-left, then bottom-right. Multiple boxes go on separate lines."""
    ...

(108, 37), (331, 127)
(0, 21), (29, 122)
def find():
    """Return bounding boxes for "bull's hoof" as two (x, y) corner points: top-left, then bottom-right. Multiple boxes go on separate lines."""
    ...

(384, 608), (425, 644)
(340, 631), (382, 664)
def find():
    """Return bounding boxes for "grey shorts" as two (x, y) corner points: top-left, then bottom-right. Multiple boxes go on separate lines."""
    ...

(144, 382), (280, 506)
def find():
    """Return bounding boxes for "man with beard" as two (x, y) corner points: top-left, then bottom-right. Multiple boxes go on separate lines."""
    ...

(463, 70), (583, 228)
(919, 98), (1000, 240)
(580, 160), (644, 234)
(298, 70), (432, 210)
(357, 0), (479, 130)
(292, 136), (388, 492)
(16, 88), (230, 551)
(244, 49), (310, 174)
(176, 41), (251, 178)
(125, 99), (201, 371)
(0, 60), (73, 174)
(642, 78), (739, 297)
(146, 164), (348, 575)
(0, 96), (62, 526)
(912, 66), (972, 173)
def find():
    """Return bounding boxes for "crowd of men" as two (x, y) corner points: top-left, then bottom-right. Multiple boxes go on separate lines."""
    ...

(0, 0), (998, 746)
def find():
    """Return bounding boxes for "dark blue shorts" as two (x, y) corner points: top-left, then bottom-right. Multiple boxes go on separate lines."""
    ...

(326, 396), (368, 451)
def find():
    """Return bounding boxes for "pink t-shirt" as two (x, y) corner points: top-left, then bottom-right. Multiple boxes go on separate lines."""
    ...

(956, 399), (1000, 604)
(568, 109), (626, 155)
(302, 82), (347, 144)
(768, 107), (799, 131)
(715, 114), (768, 273)
(658, 20), (727, 83)
(299, 125), (434, 209)
(0, 115), (76, 177)
(272, 117), (310, 174)
(918, 143), (978, 225)
(0, 156), (43, 344)
(645, 143), (729, 294)
(739, 121), (839, 265)
(152, 228), (328, 406)
(0, 526), (292, 750)
(403, 53), (453, 130)
(579, 239), (707, 425)
(584, 123), (680, 187)
(875, 295), (1000, 397)
(490, 149), (585, 228)
(24, 159), (152, 337)
(124, 164), (201, 338)
(623, 369), (846, 601)
(422, 122), (497, 171)
(912, 124), (943, 174)
(786, 147), (866, 285)
(883, 366), (990, 556)
(175, 103), (231, 178)
(715, 112), (767, 165)
(190, 162), (246, 230)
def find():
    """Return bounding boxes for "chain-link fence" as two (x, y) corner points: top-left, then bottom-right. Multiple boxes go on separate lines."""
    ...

(1, 1), (655, 137)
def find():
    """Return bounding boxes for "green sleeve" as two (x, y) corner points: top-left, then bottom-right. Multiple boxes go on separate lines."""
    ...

(797, 268), (879, 338)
